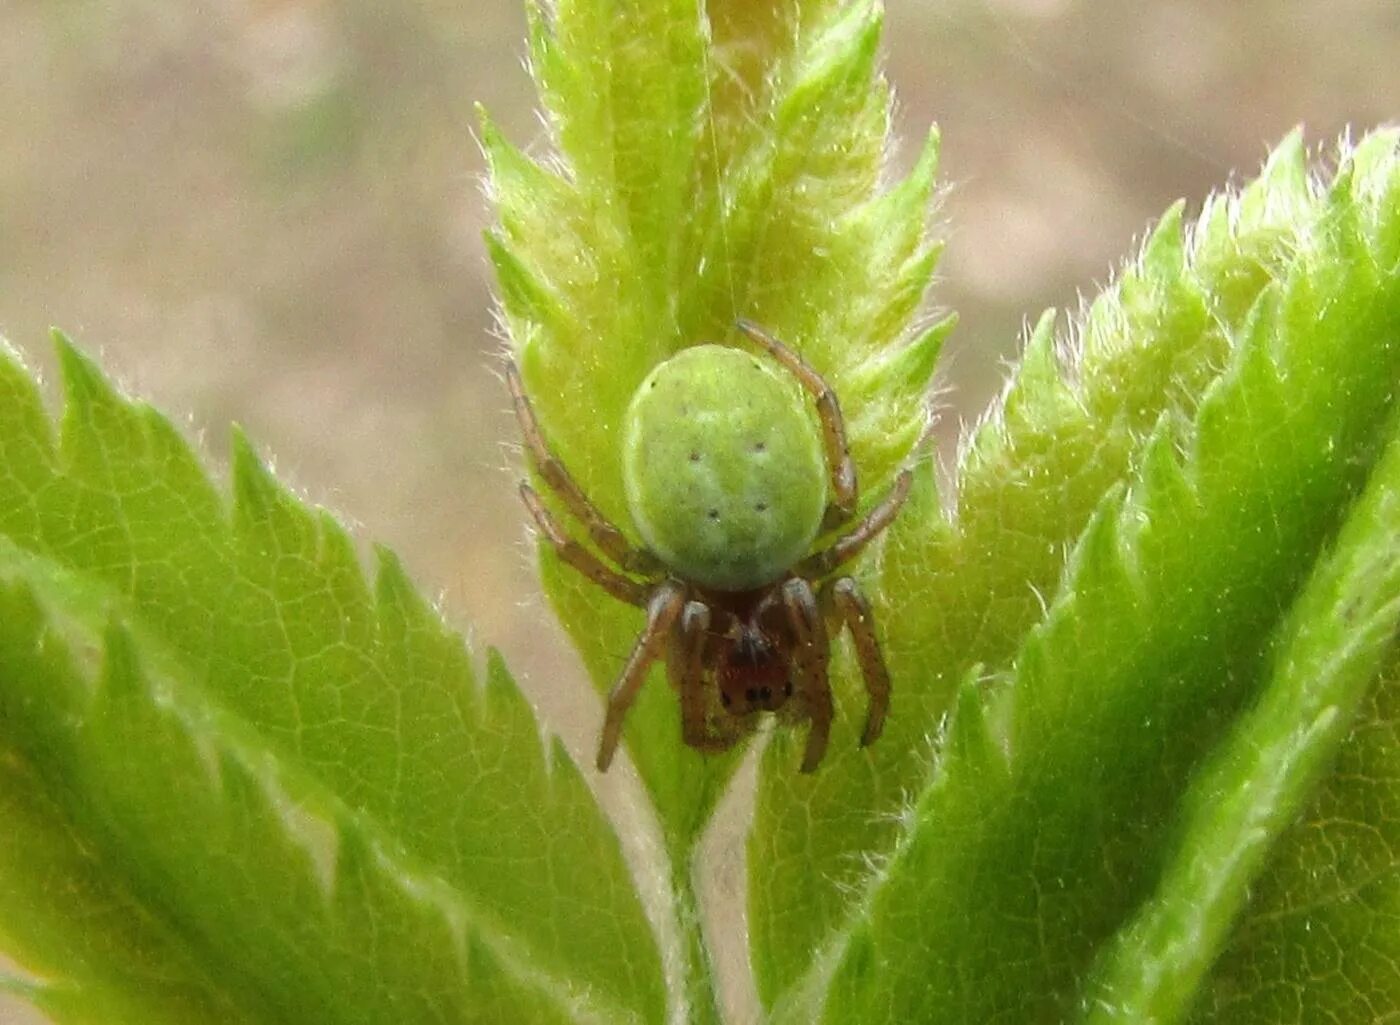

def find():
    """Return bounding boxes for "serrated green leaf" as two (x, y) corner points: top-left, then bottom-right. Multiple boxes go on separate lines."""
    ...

(0, 334), (664, 1023)
(0, 712), (255, 1025)
(8, 5), (1400, 1021)
(747, 129), (1400, 1009)
(1082, 403), (1400, 1023)
(483, 8), (945, 1015)
(1185, 647), (1400, 1024)
(485, 5), (946, 1015)
(759, 131), (1400, 1023)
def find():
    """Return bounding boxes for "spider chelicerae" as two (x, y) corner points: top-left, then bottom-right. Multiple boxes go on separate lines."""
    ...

(507, 320), (913, 773)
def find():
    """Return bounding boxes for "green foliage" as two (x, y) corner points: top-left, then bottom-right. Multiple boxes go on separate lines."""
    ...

(484, 2), (943, 1013)
(750, 129), (1400, 1014)
(481, 0), (945, 850)
(766, 129), (1400, 1023)
(0, 335), (663, 1024)
(3, 2), (1400, 1024)
(1084, 409), (1400, 1024)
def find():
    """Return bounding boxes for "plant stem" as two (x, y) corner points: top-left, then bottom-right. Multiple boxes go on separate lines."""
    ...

(670, 839), (722, 1025)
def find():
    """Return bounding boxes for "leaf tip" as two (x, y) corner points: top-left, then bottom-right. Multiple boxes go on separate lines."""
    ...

(229, 423), (280, 519)
(52, 329), (112, 412)
(948, 665), (1002, 774)
(372, 543), (429, 625)
(474, 102), (509, 165)
(1002, 307), (1069, 422)
(484, 230), (557, 327)
(904, 122), (942, 192)
(1141, 200), (1187, 278)
(880, 313), (956, 400)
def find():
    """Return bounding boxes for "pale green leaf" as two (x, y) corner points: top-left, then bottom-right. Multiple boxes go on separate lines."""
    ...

(748, 129), (1400, 1007)
(483, 0), (944, 859)
(484, 6), (945, 1017)
(1185, 647), (1400, 1024)
(762, 132), (1400, 1023)
(0, 334), (664, 1024)
(1082, 405), (1400, 1023)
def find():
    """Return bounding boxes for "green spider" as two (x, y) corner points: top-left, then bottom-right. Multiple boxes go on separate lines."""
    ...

(508, 321), (912, 773)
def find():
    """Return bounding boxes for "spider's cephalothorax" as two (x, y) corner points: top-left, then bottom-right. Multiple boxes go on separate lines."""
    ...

(508, 321), (913, 773)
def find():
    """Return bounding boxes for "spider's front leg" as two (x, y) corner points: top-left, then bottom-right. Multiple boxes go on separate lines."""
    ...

(825, 577), (892, 747)
(597, 581), (687, 771)
(672, 601), (740, 753)
(780, 577), (834, 773)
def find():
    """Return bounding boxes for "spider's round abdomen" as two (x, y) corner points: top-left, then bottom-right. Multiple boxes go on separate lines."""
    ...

(622, 344), (826, 591)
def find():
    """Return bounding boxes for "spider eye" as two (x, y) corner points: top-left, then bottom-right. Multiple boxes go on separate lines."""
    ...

(746, 687), (759, 702)
(720, 691), (731, 708)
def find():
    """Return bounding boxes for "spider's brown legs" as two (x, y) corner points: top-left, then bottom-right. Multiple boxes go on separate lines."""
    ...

(826, 577), (891, 747)
(675, 602), (735, 752)
(521, 484), (648, 608)
(735, 320), (857, 529)
(598, 581), (687, 771)
(507, 360), (661, 576)
(798, 467), (914, 579)
(780, 577), (834, 773)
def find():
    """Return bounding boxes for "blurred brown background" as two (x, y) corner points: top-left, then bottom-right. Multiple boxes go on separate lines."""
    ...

(0, 0), (1397, 1017)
